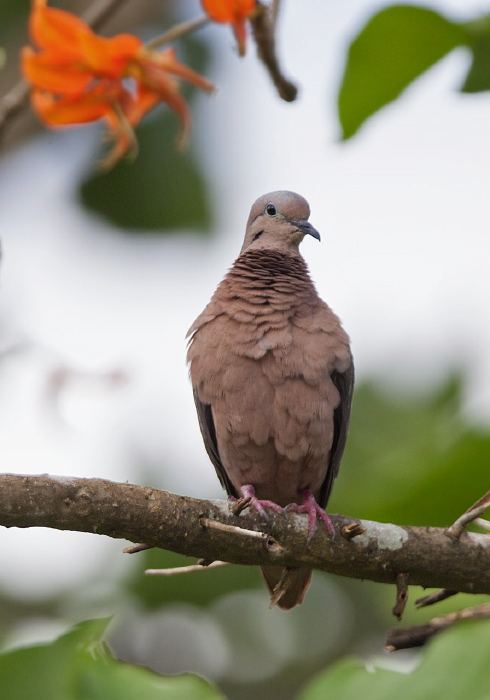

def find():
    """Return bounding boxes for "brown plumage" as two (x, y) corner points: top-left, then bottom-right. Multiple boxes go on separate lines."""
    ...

(187, 191), (354, 609)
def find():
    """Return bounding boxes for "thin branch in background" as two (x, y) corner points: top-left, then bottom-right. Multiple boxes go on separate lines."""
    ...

(250, 3), (298, 102)
(145, 560), (228, 576)
(271, 0), (281, 23)
(0, 81), (30, 139)
(146, 16), (209, 50)
(82, 0), (128, 30)
(392, 572), (410, 620)
(415, 589), (458, 609)
(386, 603), (490, 652)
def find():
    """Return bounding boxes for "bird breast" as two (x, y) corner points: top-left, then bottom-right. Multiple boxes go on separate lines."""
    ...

(187, 249), (351, 504)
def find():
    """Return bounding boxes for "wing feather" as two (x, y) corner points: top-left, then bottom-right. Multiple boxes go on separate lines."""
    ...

(193, 389), (238, 498)
(318, 360), (355, 508)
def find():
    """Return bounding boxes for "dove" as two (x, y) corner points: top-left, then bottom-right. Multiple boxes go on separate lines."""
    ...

(187, 191), (354, 608)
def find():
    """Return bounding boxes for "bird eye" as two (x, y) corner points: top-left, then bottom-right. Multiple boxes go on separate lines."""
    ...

(266, 203), (277, 216)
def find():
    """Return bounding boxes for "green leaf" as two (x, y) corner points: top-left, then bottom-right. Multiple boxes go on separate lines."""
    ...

(461, 16), (490, 92)
(301, 619), (490, 699)
(338, 5), (468, 139)
(461, 36), (490, 92)
(0, 618), (223, 700)
(0, 0), (30, 44)
(79, 110), (212, 234)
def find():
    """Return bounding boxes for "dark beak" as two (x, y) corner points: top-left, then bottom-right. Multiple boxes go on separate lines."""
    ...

(296, 219), (321, 241)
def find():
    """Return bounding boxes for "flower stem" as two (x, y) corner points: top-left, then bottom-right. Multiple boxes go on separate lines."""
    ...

(146, 16), (209, 50)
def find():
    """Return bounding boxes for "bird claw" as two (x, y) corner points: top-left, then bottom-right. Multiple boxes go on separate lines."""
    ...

(286, 489), (335, 543)
(237, 485), (284, 519)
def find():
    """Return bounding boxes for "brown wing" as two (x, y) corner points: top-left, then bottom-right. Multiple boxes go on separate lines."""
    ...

(193, 389), (239, 498)
(318, 359), (355, 508)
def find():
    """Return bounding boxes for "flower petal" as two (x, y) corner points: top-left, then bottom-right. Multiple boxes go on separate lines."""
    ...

(145, 48), (215, 93)
(81, 33), (142, 76)
(22, 46), (92, 93)
(29, 0), (142, 78)
(30, 2), (95, 54)
(201, 0), (256, 24)
(31, 89), (111, 125)
(23, 1), (216, 167)
(201, 0), (255, 55)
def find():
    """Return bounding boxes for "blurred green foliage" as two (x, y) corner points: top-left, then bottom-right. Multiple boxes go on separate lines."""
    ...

(338, 4), (490, 139)
(301, 619), (490, 699)
(0, 0), (28, 44)
(330, 375), (489, 527)
(79, 109), (212, 233)
(0, 618), (223, 699)
(462, 16), (490, 92)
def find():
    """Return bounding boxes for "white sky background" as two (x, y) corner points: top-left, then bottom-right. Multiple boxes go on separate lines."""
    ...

(0, 0), (489, 600)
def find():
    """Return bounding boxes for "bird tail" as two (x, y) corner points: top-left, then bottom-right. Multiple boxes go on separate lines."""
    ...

(260, 566), (312, 610)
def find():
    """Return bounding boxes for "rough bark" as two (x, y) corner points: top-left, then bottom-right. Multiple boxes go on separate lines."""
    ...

(0, 473), (489, 594)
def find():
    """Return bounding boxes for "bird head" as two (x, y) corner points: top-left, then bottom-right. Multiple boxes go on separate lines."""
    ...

(241, 191), (320, 254)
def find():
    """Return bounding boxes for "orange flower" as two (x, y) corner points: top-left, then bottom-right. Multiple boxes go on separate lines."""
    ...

(22, 0), (214, 167)
(202, 0), (256, 56)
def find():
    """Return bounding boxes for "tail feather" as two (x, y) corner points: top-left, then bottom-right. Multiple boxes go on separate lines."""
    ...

(260, 566), (312, 610)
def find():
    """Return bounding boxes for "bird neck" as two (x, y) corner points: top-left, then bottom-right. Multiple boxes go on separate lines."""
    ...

(224, 249), (318, 304)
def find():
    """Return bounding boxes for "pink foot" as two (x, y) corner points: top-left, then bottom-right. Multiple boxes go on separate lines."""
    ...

(286, 489), (334, 544)
(236, 485), (284, 520)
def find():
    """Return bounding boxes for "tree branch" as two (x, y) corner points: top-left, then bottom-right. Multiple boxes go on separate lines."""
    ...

(250, 3), (298, 102)
(1, 474), (490, 595)
(386, 603), (490, 651)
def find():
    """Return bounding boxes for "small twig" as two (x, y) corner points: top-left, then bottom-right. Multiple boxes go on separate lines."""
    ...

(146, 16), (209, 50)
(469, 490), (490, 511)
(386, 602), (490, 651)
(145, 560), (228, 576)
(475, 517), (490, 532)
(415, 589), (458, 608)
(341, 522), (366, 540)
(392, 572), (410, 620)
(200, 517), (267, 540)
(200, 517), (285, 554)
(385, 623), (438, 652)
(123, 542), (154, 554)
(445, 505), (489, 540)
(250, 3), (297, 102)
(446, 490), (490, 540)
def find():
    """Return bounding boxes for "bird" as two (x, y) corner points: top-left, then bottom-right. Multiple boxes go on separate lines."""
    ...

(187, 191), (354, 609)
